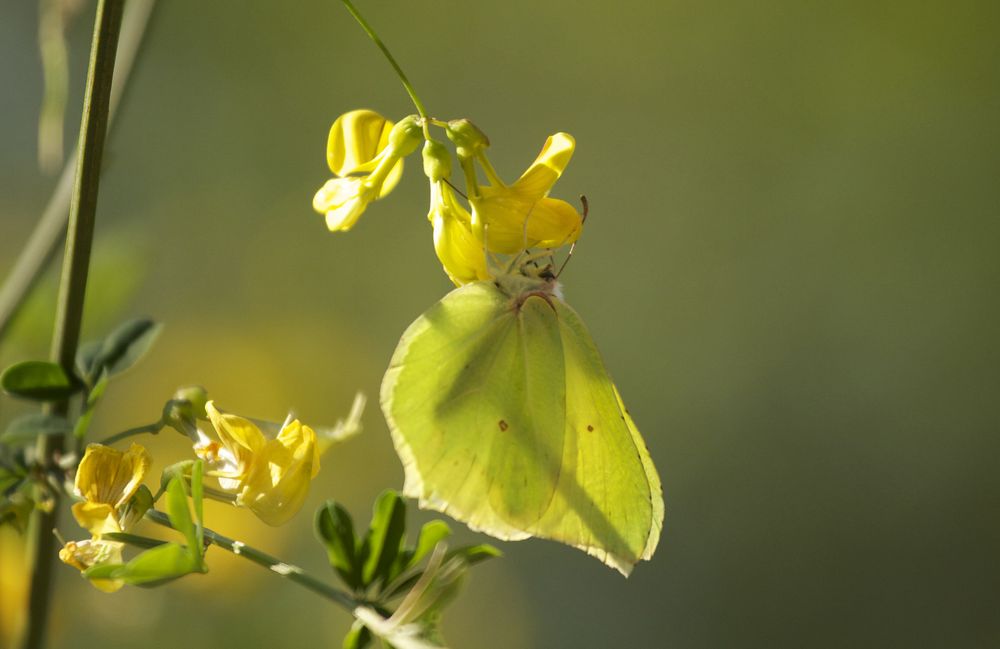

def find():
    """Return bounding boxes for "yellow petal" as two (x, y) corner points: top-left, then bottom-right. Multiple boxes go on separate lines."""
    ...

(326, 109), (395, 176)
(470, 191), (582, 254)
(508, 132), (575, 198)
(239, 420), (318, 526)
(74, 443), (151, 509)
(205, 401), (266, 472)
(312, 177), (379, 232)
(430, 182), (489, 285)
(71, 502), (120, 537)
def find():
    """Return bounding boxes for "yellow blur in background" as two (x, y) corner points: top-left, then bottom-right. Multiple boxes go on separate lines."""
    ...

(2, 0), (999, 647)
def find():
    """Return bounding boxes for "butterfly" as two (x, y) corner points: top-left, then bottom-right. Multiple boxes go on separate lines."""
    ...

(380, 257), (663, 575)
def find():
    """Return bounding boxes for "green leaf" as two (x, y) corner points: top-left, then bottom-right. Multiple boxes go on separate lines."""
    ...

(165, 476), (197, 553)
(406, 520), (452, 573)
(191, 459), (204, 553)
(103, 532), (168, 549)
(85, 542), (198, 587)
(0, 361), (82, 401)
(316, 501), (362, 590)
(447, 543), (503, 566)
(0, 466), (22, 494)
(361, 490), (407, 587)
(159, 460), (195, 494)
(75, 340), (104, 382)
(94, 318), (163, 377)
(118, 484), (154, 531)
(343, 620), (372, 649)
(72, 370), (109, 440)
(0, 413), (71, 445)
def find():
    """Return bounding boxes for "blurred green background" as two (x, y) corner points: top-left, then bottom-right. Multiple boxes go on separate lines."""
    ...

(2, 0), (999, 647)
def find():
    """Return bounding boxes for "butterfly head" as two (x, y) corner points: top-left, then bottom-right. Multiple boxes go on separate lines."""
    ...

(493, 254), (563, 308)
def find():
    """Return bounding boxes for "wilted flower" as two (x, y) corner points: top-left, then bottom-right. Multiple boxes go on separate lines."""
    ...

(58, 539), (126, 593)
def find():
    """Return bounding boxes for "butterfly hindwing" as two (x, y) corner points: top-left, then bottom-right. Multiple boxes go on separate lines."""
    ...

(533, 299), (663, 574)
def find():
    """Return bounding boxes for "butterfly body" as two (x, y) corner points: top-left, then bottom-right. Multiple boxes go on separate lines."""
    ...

(381, 265), (663, 575)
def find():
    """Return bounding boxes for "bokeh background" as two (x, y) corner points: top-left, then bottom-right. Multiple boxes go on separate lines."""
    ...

(2, 0), (999, 647)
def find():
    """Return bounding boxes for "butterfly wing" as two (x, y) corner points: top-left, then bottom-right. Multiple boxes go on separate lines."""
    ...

(381, 282), (568, 540)
(525, 299), (663, 575)
(382, 282), (663, 575)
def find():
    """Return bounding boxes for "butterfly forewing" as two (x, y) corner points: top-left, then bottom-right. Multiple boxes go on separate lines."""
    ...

(382, 282), (564, 539)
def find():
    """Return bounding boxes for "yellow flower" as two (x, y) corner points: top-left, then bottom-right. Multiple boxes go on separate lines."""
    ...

(196, 401), (320, 526)
(469, 132), (583, 254)
(58, 539), (125, 593)
(428, 180), (490, 286)
(313, 109), (419, 232)
(71, 443), (152, 537)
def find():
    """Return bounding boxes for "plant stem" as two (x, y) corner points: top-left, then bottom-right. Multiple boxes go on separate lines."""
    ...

(20, 2), (125, 648)
(0, 0), (156, 341)
(145, 509), (358, 611)
(339, 0), (429, 123)
(99, 420), (162, 445)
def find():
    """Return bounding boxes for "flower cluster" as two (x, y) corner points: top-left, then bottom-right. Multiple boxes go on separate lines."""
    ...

(313, 111), (583, 285)
(59, 443), (152, 592)
(59, 388), (363, 590)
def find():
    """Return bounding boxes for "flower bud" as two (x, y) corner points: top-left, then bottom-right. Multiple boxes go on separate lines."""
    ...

(171, 385), (208, 420)
(422, 139), (452, 181)
(446, 119), (489, 159)
(388, 115), (423, 157)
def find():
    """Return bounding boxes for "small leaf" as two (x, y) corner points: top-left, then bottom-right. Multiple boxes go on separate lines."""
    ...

(0, 466), (22, 494)
(119, 484), (154, 531)
(103, 532), (168, 549)
(447, 543), (502, 566)
(343, 620), (372, 649)
(0, 413), (71, 445)
(361, 490), (407, 587)
(316, 501), (361, 590)
(159, 460), (195, 494)
(86, 542), (198, 587)
(94, 318), (163, 377)
(165, 476), (197, 554)
(1, 361), (82, 401)
(191, 460), (204, 553)
(75, 340), (103, 381)
(406, 520), (452, 573)
(73, 370), (109, 440)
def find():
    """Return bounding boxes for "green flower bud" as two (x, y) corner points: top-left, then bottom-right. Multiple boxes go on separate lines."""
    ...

(446, 119), (489, 159)
(171, 385), (208, 420)
(388, 115), (423, 157)
(422, 139), (452, 181)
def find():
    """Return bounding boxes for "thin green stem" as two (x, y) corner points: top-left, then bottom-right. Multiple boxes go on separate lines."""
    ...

(0, 0), (156, 341)
(145, 509), (358, 611)
(99, 420), (162, 446)
(339, 0), (429, 124)
(20, 2), (125, 648)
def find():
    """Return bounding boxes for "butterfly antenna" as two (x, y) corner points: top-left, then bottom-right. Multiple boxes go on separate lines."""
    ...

(556, 196), (589, 279)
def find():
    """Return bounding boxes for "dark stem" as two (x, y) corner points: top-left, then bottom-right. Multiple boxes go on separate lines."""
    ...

(0, 0), (156, 340)
(20, 2), (125, 648)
